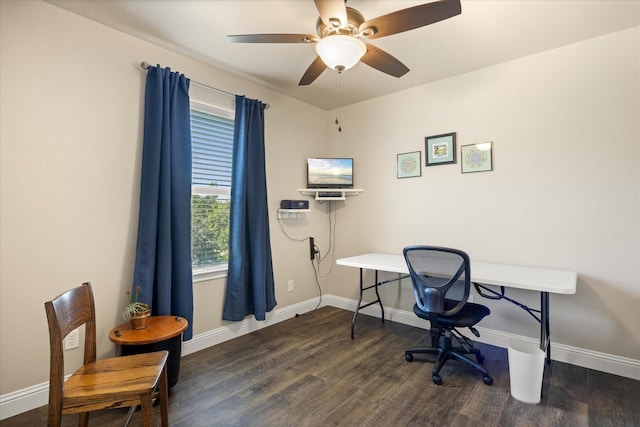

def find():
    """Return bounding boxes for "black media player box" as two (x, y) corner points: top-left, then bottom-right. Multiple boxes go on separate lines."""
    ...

(280, 200), (309, 209)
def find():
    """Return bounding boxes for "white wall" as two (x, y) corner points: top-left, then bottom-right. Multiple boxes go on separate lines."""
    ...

(327, 27), (640, 361)
(0, 0), (327, 399)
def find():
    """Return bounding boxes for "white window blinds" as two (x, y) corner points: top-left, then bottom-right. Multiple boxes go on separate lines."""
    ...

(190, 106), (234, 271)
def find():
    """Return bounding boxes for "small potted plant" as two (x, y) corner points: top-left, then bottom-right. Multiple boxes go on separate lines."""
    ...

(122, 286), (151, 329)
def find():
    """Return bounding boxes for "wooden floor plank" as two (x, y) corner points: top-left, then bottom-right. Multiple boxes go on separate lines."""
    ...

(2, 307), (638, 427)
(586, 369), (637, 427)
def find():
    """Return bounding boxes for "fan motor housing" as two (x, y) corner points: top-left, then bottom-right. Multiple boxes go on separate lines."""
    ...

(316, 7), (365, 37)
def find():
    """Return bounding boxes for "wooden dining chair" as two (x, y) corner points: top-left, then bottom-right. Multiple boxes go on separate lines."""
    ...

(45, 282), (169, 427)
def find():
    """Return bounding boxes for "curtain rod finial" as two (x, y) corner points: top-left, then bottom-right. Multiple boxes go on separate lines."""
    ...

(140, 61), (150, 70)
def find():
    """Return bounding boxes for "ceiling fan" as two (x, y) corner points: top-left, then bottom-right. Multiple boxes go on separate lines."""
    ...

(228, 0), (462, 86)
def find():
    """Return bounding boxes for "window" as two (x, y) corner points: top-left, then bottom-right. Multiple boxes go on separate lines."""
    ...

(190, 101), (234, 281)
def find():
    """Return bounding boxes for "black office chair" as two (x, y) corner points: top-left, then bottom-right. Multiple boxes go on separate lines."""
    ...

(403, 246), (493, 385)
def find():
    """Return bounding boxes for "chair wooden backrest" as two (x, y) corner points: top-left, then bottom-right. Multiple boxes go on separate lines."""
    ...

(45, 282), (168, 427)
(45, 283), (97, 415)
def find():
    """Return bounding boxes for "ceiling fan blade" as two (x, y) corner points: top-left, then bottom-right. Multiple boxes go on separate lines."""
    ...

(299, 56), (327, 86)
(314, 0), (348, 29)
(359, 0), (461, 40)
(360, 44), (409, 78)
(228, 34), (318, 43)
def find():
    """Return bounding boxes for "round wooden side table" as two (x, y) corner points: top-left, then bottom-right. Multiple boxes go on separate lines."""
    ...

(109, 315), (188, 389)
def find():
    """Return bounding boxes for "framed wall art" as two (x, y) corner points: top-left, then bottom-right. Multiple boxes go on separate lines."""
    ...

(461, 142), (493, 173)
(425, 132), (456, 166)
(397, 151), (421, 178)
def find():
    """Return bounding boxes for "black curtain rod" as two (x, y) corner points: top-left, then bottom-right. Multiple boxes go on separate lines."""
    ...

(139, 61), (269, 109)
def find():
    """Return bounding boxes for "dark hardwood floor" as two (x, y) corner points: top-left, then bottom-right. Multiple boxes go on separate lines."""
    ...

(3, 307), (638, 426)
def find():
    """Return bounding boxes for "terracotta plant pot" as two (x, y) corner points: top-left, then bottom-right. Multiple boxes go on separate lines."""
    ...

(129, 310), (151, 330)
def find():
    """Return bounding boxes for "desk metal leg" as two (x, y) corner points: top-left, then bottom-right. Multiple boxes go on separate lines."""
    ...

(374, 271), (384, 323)
(351, 269), (387, 339)
(541, 292), (551, 364)
(351, 268), (364, 339)
(474, 283), (552, 364)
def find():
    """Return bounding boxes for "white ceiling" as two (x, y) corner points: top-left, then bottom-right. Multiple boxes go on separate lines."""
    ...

(46, 0), (640, 111)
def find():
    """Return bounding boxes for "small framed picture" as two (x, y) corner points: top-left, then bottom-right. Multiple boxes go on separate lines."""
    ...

(461, 142), (493, 173)
(425, 132), (456, 166)
(397, 151), (421, 178)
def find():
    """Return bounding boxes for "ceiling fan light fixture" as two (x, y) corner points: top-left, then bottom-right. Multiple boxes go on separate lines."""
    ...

(315, 35), (366, 71)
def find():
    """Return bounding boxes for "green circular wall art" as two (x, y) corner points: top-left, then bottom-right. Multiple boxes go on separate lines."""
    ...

(461, 142), (493, 173)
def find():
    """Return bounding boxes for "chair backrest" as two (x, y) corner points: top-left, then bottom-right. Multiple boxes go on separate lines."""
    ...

(403, 246), (471, 316)
(44, 282), (98, 408)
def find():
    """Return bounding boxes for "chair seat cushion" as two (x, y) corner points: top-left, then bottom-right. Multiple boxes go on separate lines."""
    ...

(413, 299), (490, 328)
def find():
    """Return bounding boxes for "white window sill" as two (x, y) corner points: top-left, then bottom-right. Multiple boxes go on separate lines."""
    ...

(193, 264), (228, 282)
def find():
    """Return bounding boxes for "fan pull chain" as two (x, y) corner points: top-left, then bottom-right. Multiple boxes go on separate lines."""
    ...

(335, 69), (342, 132)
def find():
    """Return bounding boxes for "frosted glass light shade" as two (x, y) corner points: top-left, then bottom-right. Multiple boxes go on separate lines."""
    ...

(315, 35), (367, 71)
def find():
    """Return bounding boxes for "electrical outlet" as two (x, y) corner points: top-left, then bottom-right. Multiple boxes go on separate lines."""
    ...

(309, 237), (315, 260)
(64, 328), (80, 350)
(288, 280), (294, 292)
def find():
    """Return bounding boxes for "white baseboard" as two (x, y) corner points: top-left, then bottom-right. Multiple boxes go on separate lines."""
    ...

(1, 295), (638, 420)
(0, 299), (320, 421)
(0, 381), (50, 421)
(181, 298), (320, 356)
(323, 294), (640, 380)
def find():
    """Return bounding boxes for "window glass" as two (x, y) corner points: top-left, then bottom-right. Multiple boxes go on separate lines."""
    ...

(190, 101), (234, 280)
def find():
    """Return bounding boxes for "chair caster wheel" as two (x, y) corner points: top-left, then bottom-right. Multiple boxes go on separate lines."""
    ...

(483, 375), (493, 385)
(405, 353), (413, 362)
(432, 374), (443, 385)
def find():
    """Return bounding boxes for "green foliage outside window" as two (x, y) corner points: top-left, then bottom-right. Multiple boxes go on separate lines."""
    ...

(191, 187), (230, 267)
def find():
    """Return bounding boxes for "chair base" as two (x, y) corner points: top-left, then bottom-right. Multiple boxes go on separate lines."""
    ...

(404, 334), (493, 385)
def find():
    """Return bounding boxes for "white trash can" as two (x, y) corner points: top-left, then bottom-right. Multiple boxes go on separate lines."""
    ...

(507, 338), (545, 404)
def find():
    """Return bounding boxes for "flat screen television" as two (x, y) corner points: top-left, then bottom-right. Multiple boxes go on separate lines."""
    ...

(307, 158), (353, 189)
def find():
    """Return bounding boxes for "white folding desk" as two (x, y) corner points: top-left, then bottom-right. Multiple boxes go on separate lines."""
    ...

(336, 253), (577, 363)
